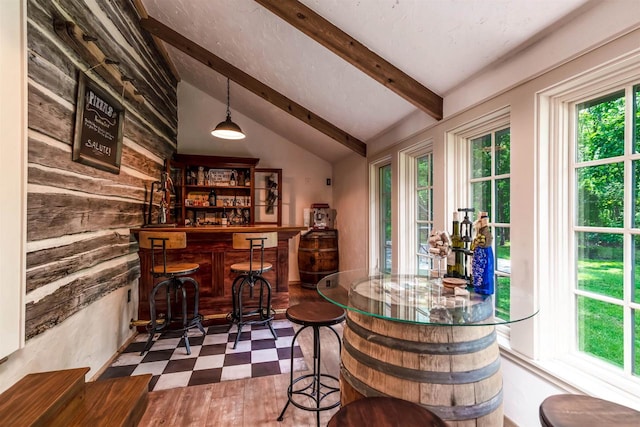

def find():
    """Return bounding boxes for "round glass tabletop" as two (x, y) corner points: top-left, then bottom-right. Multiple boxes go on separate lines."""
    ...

(317, 269), (538, 326)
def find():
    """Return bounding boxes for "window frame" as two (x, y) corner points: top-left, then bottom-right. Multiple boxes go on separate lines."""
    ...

(398, 141), (433, 274)
(536, 53), (640, 403)
(369, 156), (393, 272)
(447, 108), (512, 328)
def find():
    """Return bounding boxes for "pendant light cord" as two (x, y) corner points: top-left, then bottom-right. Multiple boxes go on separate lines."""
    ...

(226, 78), (231, 119)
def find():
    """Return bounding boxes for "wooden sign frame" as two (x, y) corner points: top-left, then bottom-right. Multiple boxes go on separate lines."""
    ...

(72, 72), (124, 174)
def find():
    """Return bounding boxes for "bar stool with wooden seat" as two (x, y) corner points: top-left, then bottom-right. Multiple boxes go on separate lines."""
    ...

(277, 301), (346, 427)
(539, 394), (640, 427)
(328, 396), (447, 427)
(138, 231), (205, 355)
(227, 232), (278, 349)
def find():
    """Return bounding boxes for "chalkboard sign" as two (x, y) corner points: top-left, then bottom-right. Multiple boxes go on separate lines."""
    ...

(72, 73), (124, 174)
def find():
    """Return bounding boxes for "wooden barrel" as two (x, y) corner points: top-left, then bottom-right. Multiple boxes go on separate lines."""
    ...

(298, 229), (339, 288)
(340, 309), (503, 426)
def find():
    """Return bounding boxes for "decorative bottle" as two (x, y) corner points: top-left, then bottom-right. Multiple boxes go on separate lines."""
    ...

(221, 207), (228, 226)
(197, 166), (205, 186)
(471, 211), (494, 295)
(208, 189), (217, 207)
(447, 212), (465, 278)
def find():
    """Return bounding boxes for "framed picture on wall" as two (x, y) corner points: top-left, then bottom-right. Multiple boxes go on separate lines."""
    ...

(72, 72), (124, 174)
(254, 168), (282, 225)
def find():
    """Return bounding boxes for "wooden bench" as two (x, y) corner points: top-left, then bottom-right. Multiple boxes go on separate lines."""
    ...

(0, 367), (151, 426)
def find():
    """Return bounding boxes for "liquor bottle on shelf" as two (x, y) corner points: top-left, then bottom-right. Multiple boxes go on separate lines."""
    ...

(447, 211), (465, 278)
(221, 207), (228, 226)
(197, 166), (205, 186)
(208, 189), (217, 207)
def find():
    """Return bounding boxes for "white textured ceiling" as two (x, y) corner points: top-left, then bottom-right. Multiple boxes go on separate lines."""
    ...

(142, 0), (590, 162)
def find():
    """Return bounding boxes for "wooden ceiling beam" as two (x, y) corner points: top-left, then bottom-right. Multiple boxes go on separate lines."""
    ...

(139, 16), (366, 157)
(255, 0), (443, 120)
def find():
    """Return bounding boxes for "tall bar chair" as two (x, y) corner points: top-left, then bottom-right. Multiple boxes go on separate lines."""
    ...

(138, 231), (205, 355)
(227, 232), (278, 349)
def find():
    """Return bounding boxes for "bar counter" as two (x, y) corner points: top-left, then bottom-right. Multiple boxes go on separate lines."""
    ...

(131, 225), (307, 323)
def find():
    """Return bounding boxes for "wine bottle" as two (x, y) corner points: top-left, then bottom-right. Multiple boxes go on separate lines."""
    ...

(208, 189), (217, 207)
(448, 212), (465, 278)
(221, 207), (228, 226)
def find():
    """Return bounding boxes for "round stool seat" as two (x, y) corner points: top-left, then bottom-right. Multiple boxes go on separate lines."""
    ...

(151, 262), (199, 275)
(540, 394), (640, 427)
(286, 302), (346, 327)
(230, 261), (273, 274)
(328, 397), (447, 427)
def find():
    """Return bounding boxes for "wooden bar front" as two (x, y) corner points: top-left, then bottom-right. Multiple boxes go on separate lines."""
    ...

(131, 226), (306, 323)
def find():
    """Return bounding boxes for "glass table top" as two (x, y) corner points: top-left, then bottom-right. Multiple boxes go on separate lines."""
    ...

(317, 269), (538, 326)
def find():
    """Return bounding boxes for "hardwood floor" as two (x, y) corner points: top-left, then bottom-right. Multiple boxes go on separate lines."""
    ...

(138, 283), (342, 427)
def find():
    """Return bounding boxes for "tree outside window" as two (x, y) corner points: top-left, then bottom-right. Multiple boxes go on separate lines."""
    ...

(574, 85), (640, 374)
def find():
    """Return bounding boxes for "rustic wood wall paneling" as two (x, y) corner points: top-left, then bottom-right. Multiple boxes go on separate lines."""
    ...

(28, 1), (177, 154)
(27, 136), (162, 193)
(25, 0), (177, 339)
(27, 193), (144, 241)
(26, 232), (134, 293)
(35, 0), (178, 131)
(25, 260), (141, 339)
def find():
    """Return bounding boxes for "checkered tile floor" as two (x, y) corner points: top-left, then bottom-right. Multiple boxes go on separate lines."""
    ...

(99, 319), (306, 391)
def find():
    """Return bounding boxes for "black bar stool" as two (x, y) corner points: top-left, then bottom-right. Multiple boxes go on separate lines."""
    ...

(277, 301), (345, 427)
(328, 396), (447, 427)
(138, 231), (205, 355)
(227, 232), (278, 349)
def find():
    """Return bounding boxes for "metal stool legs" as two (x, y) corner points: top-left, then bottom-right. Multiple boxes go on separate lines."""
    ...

(228, 272), (277, 349)
(141, 276), (205, 355)
(277, 324), (342, 427)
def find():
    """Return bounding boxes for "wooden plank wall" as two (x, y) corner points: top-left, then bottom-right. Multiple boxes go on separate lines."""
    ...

(25, 0), (177, 339)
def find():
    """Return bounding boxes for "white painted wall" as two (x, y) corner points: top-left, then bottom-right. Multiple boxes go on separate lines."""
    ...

(0, 0), (25, 360)
(333, 152), (368, 272)
(177, 82), (333, 280)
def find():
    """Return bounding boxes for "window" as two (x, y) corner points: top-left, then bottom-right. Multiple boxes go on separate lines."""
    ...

(572, 85), (640, 374)
(416, 154), (433, 275)
(448, 108), (511, 323)
(469, 128), (511, 320)
(538, 55), (640, 402)
(379, 163), (392, 273)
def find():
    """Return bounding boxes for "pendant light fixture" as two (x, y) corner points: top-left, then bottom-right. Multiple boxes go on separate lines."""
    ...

(211, 78), (246, 140)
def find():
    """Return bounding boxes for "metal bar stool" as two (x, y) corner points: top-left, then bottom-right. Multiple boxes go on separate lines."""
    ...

(277, 301), (346, 427)
(138, 231), (205, 355)
(227, 232), (278, 349)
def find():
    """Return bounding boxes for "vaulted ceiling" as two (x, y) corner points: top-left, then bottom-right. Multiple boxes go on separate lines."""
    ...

(139, 0), (591, 162)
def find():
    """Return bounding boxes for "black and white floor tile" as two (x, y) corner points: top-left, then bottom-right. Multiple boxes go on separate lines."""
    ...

(99, 319), (306, 391)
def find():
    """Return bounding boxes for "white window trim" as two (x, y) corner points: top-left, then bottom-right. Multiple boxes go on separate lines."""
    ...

(369, 156), (392, 272)
(0, 0), (27, 358)
(446, 107), (511, 339)
(534, 49), (640, 407)
(446, 107), (511, 228)
(398, 140), (433, 274)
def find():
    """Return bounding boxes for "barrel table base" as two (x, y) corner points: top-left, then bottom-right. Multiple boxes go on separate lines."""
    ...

(340, 311), (503, 427)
